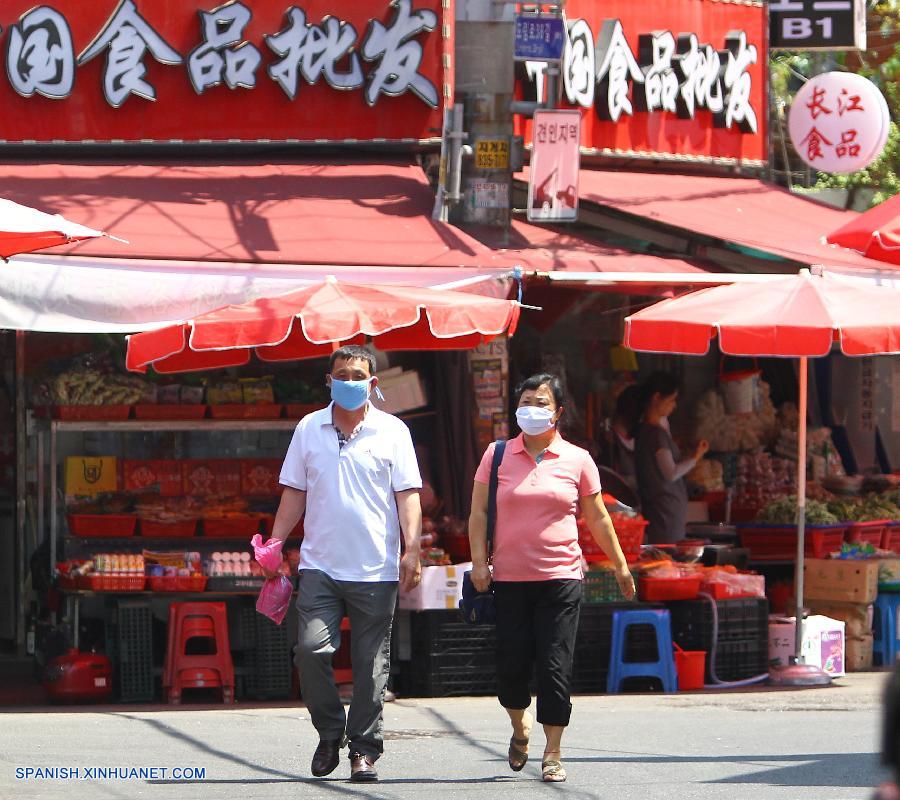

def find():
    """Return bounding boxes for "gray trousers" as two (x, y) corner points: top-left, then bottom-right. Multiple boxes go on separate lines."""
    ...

(294, 569), (397, 760)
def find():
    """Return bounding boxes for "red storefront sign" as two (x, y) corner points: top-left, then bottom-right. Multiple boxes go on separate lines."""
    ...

(516, 0), (767, 165)
(0, 0), (447, 144)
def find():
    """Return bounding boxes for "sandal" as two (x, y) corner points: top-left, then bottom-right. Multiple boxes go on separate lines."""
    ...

(508, 736), (529, 772)
(541, 760), (567, 783)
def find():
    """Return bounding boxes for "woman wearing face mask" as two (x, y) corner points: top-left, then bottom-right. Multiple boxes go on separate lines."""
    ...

(468, 373), (634, 784)
(633, 371), (709, 545)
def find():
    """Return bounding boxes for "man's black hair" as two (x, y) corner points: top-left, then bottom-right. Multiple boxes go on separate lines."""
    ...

(329, 345), (377, 375)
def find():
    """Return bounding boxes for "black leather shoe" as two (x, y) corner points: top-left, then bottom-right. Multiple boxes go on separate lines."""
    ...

(349, 752), (378, 782)
(311, 739), (341, 777)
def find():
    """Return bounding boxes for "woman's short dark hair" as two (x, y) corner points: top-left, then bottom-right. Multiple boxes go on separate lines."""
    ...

(329, 345), (377, 375)
(516, 373), (564, 408)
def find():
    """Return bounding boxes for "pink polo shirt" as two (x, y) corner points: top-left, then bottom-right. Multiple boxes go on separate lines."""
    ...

(474, 433), (602, 582)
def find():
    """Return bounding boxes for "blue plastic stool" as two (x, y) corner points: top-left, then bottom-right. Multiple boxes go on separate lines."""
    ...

(873, 593), (900, 667)
(606, 609), (678, 693)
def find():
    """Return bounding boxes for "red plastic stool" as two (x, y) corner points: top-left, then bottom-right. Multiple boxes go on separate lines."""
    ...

(163, 602), (234, 704)
(333, 617), (353, 686)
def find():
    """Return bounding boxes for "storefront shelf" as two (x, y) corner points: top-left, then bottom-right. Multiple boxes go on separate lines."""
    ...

(48, 419), (299, 433)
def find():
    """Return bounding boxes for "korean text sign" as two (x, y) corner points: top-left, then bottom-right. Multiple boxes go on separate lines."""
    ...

(528, 109), (580, 223)
(0, 0), (447, 144)
(515, 0), (767, 165)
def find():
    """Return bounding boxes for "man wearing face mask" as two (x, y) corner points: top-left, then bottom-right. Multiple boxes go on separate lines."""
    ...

(265, 345), (423, 783)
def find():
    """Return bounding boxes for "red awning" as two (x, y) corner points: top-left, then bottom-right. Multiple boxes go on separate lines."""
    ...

(561, 169), (895, 272)
(0, 160), (500, 269)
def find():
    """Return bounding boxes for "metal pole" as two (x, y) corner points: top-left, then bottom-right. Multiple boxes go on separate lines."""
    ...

(793, 355), (809, 662)
(14, 331), (26, 654)
(49, 421), (57, 625)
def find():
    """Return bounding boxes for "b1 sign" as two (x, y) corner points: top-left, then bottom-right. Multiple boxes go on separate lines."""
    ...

(527, 109), (580, 223)
(514, 15), (566, 62)
(788, 72), (890, 174)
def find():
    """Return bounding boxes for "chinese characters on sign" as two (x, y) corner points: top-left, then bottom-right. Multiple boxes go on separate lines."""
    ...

(860, 357), (875, 434)
(788, 72), (890, 173)
(770, 0), (866, 51)
(528, 109), (580, 223)
(2, 0), (439, 109)
(522, 17), (759, 135)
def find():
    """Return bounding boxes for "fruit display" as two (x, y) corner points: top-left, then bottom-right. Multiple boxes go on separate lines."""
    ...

(827, 495), (900, 523)
(50, 368), (149, 406)
(731, 449), (796, 511)
(756, 495), (839, 525)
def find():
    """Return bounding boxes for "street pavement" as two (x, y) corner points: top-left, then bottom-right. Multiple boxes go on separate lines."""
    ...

(1, 672), (890, 800)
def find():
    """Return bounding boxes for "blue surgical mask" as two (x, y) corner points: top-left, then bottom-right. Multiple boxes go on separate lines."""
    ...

(330, 378), (372, 411)
(516, 406), (556, 436)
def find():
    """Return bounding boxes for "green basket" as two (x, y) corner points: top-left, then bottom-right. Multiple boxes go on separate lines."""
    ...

(583, 569), (630, 604)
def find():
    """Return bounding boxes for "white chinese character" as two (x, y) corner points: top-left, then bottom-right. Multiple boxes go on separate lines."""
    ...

(719, 30), (758, 133)
(563, 18), (595, 109)
(7, 7), (75, 100)
(674, 33), (723, 118)
(266, 7), (363, 100)
(594, 19), (644, 122)
(638, 30), (678, 113)
(188, 1), (261, 93)
(78, 0), (182, 107)
(361, 0), (438, 108)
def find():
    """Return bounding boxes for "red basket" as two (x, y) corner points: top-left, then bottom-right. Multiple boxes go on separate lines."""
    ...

(55, 405), (132, 420)
(638, 574), (703, 602)
(882, 524), (900, 553)
(845, 520), (890, 547)
(737, 524), (848, 561)
(67, 514), (137, 538)
(83, 574), (145, 592)
(139, 519), (198, 538)
(208, 404), (283, 419)
(202, 515), (263, 537)
(133, 404), (208, 420)
(283, 403), (322, 420)
(147, 574), (208, 592)
(611, 516), (648, 556)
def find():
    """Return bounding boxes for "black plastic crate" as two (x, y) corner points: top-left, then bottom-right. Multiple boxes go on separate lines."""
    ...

(709, 639), (769, 682)
(409, 610), (496, 654)
(245, 613), (292, 700)
(407, 664), (496, 697)
(112, 600), (155, 703)
(668, 597), (768, 649)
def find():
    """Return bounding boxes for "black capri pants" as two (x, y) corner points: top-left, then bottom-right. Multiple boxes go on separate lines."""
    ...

(493, 579), (582, 727)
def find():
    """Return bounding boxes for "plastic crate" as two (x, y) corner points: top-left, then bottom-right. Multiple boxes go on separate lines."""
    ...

(55, 404), (132, 420)
(283, 403), (322, 420)
(247, 614), (292, 700)
(67, 514), (137, 538)
(208, 403), (283, 419)
(883, 524), (900, 553)
(610, 516), (648, 556)
(737, 523), (848, 560)
(205, 576), (267, 592)
(139, 519), (198, 538)
(146, 574), (207, 592)
(112, 600), (155, 702)
(584, 569), (633, 604)
(201, 515), (263, 537)
(133, 404), (207, 420)
(711, 639), (769, 682)
(638, 575), (703, 602)
(668, 597), (769, 650)
(845, 520), (890, 547)
(83, 574), (145, 592)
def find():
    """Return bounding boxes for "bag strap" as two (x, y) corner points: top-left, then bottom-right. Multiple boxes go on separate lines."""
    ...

(486, 439), (506, 560)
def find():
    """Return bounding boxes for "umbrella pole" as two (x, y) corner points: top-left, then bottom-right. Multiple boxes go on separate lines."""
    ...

(794, 355), (808, 663)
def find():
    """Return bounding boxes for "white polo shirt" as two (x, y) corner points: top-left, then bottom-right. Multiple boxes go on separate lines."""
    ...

(279, 402), (422, 582)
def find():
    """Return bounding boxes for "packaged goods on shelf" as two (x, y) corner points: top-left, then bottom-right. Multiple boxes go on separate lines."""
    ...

(692, 381), (777, 454)
(240, 377), (275, 405)
(206, 379), (243, 405)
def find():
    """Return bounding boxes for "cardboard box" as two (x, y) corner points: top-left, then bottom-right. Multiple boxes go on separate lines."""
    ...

(182, 459), (241, 496)
(846, 634), (874, 672)
(399, 562), (470, 611)
(240, 459), (283, 496)
(65, 456), (117, 498)
(878, 558), (900, 587)
(123, 459), (182, 496)
(807, 601), (873, 639)
(804, 559), (880, 604)
(768, 615), (846, 676)
(374, 370), (427, 415)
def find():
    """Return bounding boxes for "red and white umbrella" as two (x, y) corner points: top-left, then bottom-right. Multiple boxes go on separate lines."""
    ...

(127, 276), (522, 373)
(826, 194), (900, 267)
(0, 197), (121, 259)
(624, 269), (900, 668)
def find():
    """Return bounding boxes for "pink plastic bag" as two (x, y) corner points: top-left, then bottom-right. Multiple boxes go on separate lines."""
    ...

(251, 535), (291, 625)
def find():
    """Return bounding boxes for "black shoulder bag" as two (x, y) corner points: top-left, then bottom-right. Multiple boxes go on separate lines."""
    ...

(459, 440), (506, 626)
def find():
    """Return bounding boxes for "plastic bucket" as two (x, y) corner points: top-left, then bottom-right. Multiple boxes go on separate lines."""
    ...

(674, 649), (706, 691)
(719, 357), (761, 414)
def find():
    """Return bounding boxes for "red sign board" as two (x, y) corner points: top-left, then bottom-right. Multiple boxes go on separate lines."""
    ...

(516, 0), (768, 165)
(0, 0), (447, 144)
